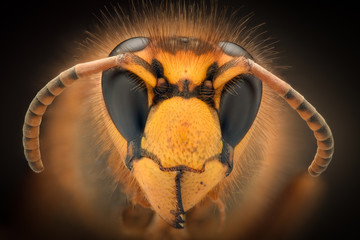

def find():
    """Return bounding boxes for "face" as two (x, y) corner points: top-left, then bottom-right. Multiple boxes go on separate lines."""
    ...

(101, 37), (262, 227)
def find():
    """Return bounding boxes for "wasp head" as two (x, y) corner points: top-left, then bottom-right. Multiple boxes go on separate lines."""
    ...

(102, 36), (262, 228)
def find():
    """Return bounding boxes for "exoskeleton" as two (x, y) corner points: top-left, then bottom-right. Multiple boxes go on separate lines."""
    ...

(22, 2), (334, 239)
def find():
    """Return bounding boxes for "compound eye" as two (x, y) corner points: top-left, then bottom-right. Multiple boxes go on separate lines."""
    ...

(109, 37), (150, 56)
(219, 74), (262, 147)
(219, 41), (253, 59)
(102, 37), (150, 141)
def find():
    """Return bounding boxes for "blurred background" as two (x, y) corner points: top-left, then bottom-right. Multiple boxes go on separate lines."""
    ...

(1, 0), (359, 239)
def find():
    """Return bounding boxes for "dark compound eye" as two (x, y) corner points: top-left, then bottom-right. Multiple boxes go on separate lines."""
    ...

(219, 74), (262, 147)
(219, 41), (253, 59)
(102, 37), (150, 141)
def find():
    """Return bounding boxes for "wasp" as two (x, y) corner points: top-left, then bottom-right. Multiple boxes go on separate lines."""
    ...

(22, 1), (334, 239)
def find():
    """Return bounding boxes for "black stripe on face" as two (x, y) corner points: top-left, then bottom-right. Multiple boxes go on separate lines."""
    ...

(140, 148), (207, 173)
(205, 62), (219, 81)
(152, 82), (216, 107)
(174, 170), (185, 229)
(152, 59), (165, 78)
(151, 60), (216, 107)
(164, 169), (186, 229)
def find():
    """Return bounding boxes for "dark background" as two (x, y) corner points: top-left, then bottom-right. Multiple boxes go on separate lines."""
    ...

(1, 0), (359, 239)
